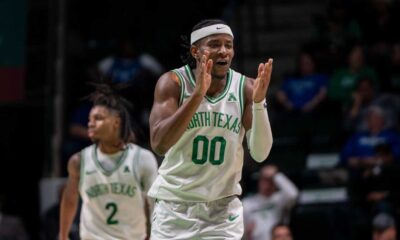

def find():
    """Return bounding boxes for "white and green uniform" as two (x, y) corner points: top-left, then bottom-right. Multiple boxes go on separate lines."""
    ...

(148, 65), (247, 239)
(79, 143), (158, 240)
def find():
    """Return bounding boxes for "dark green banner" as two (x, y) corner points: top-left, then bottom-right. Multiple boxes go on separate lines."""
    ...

(0, 0), (26, 67)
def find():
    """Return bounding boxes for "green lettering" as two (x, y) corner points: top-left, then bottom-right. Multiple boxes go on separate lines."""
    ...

(110, 183), (119, 194)
(212, 112), (219, 127)
(125, 185), (136, 197)
(86, 184), (109, 199)
(230, 118), (238, 132)
(192, 113), (201, 128)
(187, 119), (195, 129)
(198, 112), (204, 126)
(235, 120), (242, 134)
(217, 112), (224, 128)
(205, 112), (211, 126)
(223, 114), (232, 129)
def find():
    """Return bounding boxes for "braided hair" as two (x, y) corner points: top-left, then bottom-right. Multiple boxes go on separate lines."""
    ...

(180, 19), (228, 69)
(87, 81), (133, 144)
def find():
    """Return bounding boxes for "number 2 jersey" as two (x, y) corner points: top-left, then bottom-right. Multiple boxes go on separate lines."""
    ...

(148, 65), (247, 202)
(79, 143), (158, 240)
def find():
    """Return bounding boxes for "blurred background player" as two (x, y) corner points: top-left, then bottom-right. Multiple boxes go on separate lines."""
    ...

(243, 165), (298, 240)
(59, 81), (158, 240)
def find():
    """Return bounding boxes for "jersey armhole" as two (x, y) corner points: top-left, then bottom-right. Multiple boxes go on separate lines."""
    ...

(172, 69), (186, 106)
(132, 147), (143, 191)
(79, 150), (85, 191)
(239, 75), (246, 117)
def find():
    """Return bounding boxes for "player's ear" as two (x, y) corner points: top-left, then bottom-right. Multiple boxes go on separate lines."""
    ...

(190, 45), (199, 61)
(113, 116), (121, 131)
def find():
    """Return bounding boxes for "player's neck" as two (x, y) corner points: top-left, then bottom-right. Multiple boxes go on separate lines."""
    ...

(207, 76), (227, 97)
(98, 140), (124, 154)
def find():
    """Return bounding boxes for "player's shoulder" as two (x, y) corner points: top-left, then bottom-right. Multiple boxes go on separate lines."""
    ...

(70, 144), (94, 163)
(153, 71), (181, 98)
(129, 144), (159, 172)
(129, 143), (157, 159)
(243, 75), (255, 86)
(68, 151), (82, 174)
(69, 152), (81, 163)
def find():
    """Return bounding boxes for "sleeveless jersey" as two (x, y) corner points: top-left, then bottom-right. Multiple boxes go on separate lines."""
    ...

(79, 143), (146, 240)
(148, 65), (247, 202)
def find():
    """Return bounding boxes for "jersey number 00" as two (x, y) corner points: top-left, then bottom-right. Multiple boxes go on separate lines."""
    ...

(192, 135), (226, 165)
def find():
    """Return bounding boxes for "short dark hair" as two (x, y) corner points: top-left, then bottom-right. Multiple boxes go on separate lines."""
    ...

(180, 19), (229, 68)
(87, 81), (133, 143)
(191, 19), (228, 33)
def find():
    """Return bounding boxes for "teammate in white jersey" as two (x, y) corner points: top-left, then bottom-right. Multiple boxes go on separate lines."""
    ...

(243, 165), (298, 240)
(59, 82), (158, 240)
(148, 19), (273, 239)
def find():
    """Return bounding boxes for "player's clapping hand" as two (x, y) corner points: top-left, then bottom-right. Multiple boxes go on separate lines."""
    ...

(253, 58), (273, 103)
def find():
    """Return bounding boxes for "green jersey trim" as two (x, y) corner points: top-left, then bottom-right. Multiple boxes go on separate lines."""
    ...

(172, 69), (186, 106)
(239, 75), (246, 116)
(184, 65), (233, 104)
(79, 150), (85, 191)
(131, 146), (142, 191)
(92, 145), (128, 176)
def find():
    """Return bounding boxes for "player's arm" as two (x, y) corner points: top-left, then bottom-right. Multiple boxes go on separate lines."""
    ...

(242, 59), (273, 162)
(302, 85), (327, 112)
(59, 153), (81, 240)
(149, 53), (212, 156)
(268, 166), (298, 207)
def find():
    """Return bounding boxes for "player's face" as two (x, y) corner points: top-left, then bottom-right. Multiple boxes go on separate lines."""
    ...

(367, 110), (385, 133)
(87, 105), (120, 142)
(258, 175), (275, 197)
(199, 34), (234, 79)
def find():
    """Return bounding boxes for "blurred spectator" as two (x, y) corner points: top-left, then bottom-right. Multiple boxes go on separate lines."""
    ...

(271, 223), (293, 240)
(243, 165), (299, 240)
(344, 76), (377, 131)
(341, 106), (400, 219)
(0, 194), (29, 240)
(344, 74), (400, 132)
(97, 38), (163, 84)
(276, 52), (328, 114)
(328, 44), (378, 105)
(372, 213), (397, 240)
(375, 94), (400, 131)
(274, 51), (329, 150)
(97, 38), (164, 142)
(340, 105), (400, 169)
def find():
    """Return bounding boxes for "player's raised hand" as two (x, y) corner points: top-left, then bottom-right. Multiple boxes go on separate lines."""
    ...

(253, 58), (273, 103)
(194, 50), (213, 97)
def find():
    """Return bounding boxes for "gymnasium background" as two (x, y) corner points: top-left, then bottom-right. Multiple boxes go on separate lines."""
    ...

(1, 0), (400, 239)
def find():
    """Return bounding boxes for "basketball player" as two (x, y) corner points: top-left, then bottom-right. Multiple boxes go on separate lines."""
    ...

(59, 82), (158, 240)
(148, 19), (273, 239)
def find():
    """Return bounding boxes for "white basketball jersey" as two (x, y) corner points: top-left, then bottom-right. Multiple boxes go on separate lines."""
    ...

(79, 143), (146, 240)
(148, 65), (247, 202)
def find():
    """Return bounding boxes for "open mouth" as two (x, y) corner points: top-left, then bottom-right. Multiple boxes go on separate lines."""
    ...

(215, 60), (228, 66)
